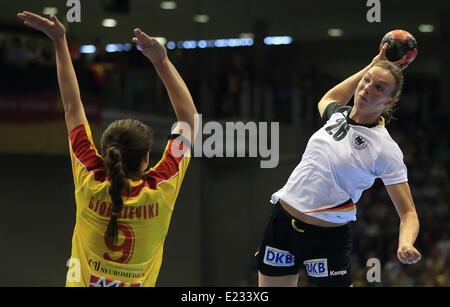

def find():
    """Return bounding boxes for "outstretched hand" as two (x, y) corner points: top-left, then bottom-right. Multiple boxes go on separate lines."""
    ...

(397, 244), (421, 264)
(17, 11), (65, 42)
(132, 28), (167, 64)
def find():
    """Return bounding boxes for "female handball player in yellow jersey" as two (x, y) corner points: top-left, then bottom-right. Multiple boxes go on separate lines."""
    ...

(17, 11), (198, 287)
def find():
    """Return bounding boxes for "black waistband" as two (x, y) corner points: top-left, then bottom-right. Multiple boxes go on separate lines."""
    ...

(274, 201), (349, 232)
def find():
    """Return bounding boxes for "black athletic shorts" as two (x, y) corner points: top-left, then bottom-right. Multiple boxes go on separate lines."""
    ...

(255, 202), (353, 287)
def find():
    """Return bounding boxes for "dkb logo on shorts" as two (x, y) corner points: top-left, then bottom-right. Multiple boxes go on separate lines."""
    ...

(303, 258), (329, 277)
(263, 246), (295, 267)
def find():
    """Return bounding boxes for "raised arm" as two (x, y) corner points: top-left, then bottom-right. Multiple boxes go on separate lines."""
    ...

(17, 11), (87, 132)
(317, 44), (388, 118)
(385, 182), (421, 265)
(132, 29), (198, 143)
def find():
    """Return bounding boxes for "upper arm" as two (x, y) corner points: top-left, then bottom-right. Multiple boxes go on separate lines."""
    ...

(146, 135), (191, 208)
(385, 182), (417, 219)
(65, 103), (89, 133)
(68, 123), (105, 190)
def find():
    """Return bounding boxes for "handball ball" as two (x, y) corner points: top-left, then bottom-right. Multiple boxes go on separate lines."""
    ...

(379, 30), (418, 69)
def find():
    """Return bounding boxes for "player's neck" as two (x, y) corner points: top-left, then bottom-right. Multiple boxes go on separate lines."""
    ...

(349, 108), (380, 126)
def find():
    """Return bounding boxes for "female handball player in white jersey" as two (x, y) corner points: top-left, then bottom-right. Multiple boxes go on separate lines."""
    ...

(256, 44), (421, 287)
(17, 11), (197, 287)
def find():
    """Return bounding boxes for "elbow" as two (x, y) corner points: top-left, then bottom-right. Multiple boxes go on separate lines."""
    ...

(400, 210), (420, 226)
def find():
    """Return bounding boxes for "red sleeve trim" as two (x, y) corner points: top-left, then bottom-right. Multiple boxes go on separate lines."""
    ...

(143, 135), (190, 189)
(69, 124), (106, 182)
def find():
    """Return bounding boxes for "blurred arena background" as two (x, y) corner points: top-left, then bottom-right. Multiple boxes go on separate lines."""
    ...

(0, 0), (449, 286)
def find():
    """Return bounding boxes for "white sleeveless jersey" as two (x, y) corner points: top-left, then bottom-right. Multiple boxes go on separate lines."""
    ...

(271, 102), (408, 223)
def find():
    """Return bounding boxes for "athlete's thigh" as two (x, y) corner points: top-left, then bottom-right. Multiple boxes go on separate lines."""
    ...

(258, 271), (299, 287)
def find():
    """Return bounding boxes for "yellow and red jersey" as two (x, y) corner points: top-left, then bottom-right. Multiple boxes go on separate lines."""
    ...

(66, 123), (190, 287)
